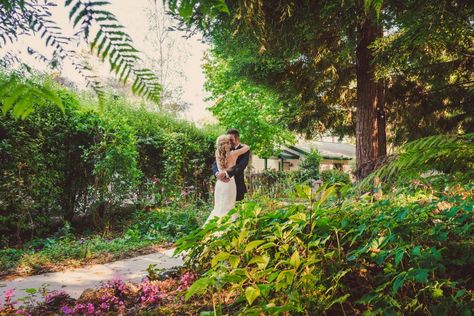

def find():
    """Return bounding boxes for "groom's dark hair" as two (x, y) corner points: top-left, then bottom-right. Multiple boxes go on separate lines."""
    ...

(227, 128), (240, 139)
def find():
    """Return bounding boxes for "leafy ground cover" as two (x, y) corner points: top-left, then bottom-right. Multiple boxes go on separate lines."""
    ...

(176, 180), (473, 315)
(1, 180), (472, 315)
(0, 205), (209, 278)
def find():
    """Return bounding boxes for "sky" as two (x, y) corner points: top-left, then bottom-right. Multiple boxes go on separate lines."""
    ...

(109, 0), (215, 123)
(2, 0), (215, 124)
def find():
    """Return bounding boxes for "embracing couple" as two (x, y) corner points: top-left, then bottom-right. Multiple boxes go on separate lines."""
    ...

(206, 129), (250, 223)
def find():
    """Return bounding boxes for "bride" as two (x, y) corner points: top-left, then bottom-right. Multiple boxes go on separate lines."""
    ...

(206, 135), (250, 223)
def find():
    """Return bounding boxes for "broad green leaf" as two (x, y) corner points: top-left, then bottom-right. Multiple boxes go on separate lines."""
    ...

(394, 249), (404, 266)
(249, 255), (270, 269)
(259, 242), (276, 250)
(211, 251), (230, 267)
(245, 286), (261, 305)
(185, 277), (212, 301)
(289, 250), (301, 269)
(392, 273), (406, 294)
(24, 288), (37, 294)
(228, 255), (240, 268)
(432, 288), (443, 298)
(412, 269), (429, 283)
(289, 213), (307, 222)
(248, 255), (266, 265)
(245, 240), (265, 253)
(411, 246), (422, 256)
(295, 184), (311, 199)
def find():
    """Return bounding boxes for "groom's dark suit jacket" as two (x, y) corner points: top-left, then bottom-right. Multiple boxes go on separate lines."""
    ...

(212, 144), (250, 201)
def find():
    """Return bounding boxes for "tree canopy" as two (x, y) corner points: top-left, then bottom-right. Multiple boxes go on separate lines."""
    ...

(166, 0), (473, 178)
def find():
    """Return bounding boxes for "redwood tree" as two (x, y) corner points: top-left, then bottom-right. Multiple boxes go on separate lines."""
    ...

(166, 0), (473, 179)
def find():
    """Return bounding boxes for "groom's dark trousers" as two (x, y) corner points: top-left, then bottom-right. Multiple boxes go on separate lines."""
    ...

(212, 144), (250, 201)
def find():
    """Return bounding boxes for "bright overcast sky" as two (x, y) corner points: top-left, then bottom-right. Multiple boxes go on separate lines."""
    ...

(110, 0), (214, 123)
(2, 0), (215, 124)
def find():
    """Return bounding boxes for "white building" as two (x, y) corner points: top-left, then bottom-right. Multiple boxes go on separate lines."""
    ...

(250, 140), (355, 174)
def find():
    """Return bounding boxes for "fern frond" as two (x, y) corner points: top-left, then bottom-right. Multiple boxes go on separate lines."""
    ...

(71, 61), (106, 101)
(0, 0), (57, 47)
(0, 74), (64, 119)
(1, 0), (161, 111)
(0, 50), (21, 68)
(66, 0), (161, 103)
(357, 134), (474, 189)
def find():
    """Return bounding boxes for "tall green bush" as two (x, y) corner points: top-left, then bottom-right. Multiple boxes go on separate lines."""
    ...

(97, 99), (218, 204)
(0, 76), (217, 245)
(296, 149), (323, 183)
(0, 88), (142, 243)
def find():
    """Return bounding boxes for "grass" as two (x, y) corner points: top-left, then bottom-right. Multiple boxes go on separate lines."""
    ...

(0, 205), (210, 278)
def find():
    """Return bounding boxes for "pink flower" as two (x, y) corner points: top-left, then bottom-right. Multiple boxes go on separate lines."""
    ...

(4, 288), (16, 306)
(87, 303), (95, 314)
(178, 272), (197, 291)
(61, 305), (73, 315)
(100, 302), (108, 310)
(44, 290), (69, 304)
(139, 280), (162, 306)
(73, 303), (86, 314)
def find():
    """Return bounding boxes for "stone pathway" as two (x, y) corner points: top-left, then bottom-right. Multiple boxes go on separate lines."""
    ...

(0, 249), (183, 305)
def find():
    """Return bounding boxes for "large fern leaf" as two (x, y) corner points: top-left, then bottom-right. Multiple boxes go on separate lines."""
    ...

(0, 74), (64, 119)
(357, 134), (474, 189)
(66, 0), (161, 103)
(0, 0), (161, 114)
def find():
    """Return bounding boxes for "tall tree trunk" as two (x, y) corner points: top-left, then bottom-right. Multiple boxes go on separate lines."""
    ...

(377, 79), (387, 157)
(355, 15), (385, 179)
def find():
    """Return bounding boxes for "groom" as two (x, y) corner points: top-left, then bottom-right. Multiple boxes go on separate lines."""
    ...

(212, 128), (250, 201)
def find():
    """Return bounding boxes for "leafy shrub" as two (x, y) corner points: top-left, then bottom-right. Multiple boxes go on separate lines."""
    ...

(97, 99), (218, 205)
(176, 183), (473, 314)
(295, 149), (322, 183)
(0, 90), (141, 243)
(247, 170), (296, 198)
(0, 76), (217, 246)
(358, 133), (474, 190)
(124, 206), (209, 243)
(320, 169), (351, 185)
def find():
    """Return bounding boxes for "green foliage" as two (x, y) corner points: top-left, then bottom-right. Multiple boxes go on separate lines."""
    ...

(0, 72), (63, 119)
(176, 182), (474, 314)
(0, 205), (208, 275)
(168, 0), (473, 146)
(0, 79), (216, 246)
(320, 169), (351, 186)
(0, 0), (161, 110)
(204, 53), (295, 157)
(125, 207), (209, 243)
(96, 98), (219, 203)
(296, 149), (322, 182)
(358, 133), (474, 190)
(0, 91), (141, 243)
(372, 1), (473, 143)
(248, 170), (297, 198)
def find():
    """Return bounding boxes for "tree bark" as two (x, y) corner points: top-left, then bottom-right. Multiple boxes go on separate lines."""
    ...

(355, 15), (385, 179)
(377, 79), (387, 157)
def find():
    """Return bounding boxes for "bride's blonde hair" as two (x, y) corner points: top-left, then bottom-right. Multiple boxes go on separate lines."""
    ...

(216, 135), (229, 169)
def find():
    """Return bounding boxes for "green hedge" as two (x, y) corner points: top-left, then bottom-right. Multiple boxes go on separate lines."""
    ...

(0, 80), (217, 246)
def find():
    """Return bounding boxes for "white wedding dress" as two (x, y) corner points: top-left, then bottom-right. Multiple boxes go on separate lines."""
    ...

(206, 177), (236, 223)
